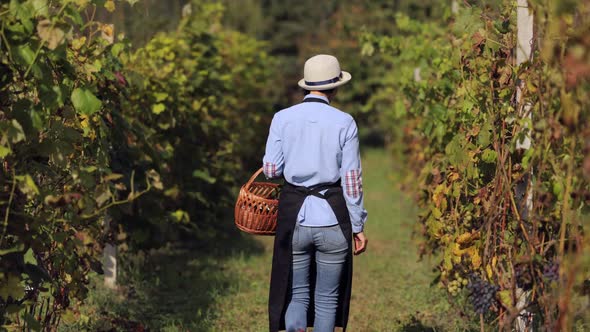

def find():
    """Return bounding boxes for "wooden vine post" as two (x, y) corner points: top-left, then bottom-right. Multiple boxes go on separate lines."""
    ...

(514, 0), (534, 331)
(516, 0), (534, 151)
(103, 214), (117, 289)
(451, 0), (458, 15)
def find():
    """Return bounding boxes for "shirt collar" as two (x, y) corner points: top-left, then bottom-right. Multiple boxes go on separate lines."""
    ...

(303, 94), (330, 104)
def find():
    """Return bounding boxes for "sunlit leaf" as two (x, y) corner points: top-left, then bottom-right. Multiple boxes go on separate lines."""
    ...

(37, 19), (65, 50)
(193, 169), (216, 184)
(0, 145), (12, 158)
(71, 88), (102, 115)
(15, 174), (40, 198)
(152, 103), (166, 114)
(104, 0), (115, 12)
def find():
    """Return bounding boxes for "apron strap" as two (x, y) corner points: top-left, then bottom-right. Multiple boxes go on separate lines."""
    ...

(284, 180), (341, 199)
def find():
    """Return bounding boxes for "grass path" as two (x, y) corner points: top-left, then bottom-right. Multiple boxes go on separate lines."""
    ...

(63, 148), (464, 331)
(211, 148), (458, 331)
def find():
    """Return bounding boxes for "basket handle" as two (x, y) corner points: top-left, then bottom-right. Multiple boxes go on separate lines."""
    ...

(246, 168), (265, 188)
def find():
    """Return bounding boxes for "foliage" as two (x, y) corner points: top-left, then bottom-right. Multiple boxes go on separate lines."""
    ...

(364, 0), (590, 329)
(0, 0), (154, 329)
(111, 0), (277, 248)
(0, 0), (276, 329)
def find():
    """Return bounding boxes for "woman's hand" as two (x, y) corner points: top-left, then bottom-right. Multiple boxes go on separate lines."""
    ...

(353, 232), (368, 255)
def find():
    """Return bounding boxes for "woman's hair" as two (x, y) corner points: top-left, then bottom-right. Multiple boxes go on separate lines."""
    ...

(303, 88), (336, 95)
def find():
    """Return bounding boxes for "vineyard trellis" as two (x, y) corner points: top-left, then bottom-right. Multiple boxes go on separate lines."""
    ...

(0, 0), (276, 329)
(363, 0), (590, 329)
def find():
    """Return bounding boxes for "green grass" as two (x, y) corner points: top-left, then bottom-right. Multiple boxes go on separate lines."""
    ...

(62, 148), (472, 331)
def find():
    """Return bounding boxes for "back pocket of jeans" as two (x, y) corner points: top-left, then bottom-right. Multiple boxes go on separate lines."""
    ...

(323, 226), (347, 247)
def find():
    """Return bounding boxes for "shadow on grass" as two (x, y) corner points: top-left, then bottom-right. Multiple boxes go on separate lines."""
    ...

(399, 316), (440, 332)
(62, 222), (266, 331)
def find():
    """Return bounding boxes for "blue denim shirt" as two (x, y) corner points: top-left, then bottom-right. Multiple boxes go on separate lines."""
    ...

(262, 94), (368, 233)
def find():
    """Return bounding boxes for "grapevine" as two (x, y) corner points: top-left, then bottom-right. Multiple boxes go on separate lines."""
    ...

(0, 0), (276, 328)
(364, 0), (590, 329)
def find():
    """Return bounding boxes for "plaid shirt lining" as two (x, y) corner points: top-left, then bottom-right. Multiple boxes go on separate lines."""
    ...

(264, 162), (277, 178)
(345, 169), (362, 199)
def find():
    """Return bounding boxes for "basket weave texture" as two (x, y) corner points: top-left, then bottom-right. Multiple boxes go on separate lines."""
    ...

(234, 168), (280, 235)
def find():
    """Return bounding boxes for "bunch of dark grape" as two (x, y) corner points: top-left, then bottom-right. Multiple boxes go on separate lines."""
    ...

(467, 275), (499, 314)
(543, 261), (559, 281)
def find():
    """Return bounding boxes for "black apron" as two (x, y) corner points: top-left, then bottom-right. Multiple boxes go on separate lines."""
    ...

(268, 97), (354, 332)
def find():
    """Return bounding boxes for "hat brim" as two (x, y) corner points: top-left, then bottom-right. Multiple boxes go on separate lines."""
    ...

(297, 71), (351, 91)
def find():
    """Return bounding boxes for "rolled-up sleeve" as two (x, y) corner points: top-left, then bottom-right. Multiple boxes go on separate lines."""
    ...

(262, 114), (284, 179)
(341, 118), (368, 233)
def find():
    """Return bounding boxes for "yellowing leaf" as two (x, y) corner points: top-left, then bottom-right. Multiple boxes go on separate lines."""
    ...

(443, 247), (453, 271)
(37, 19), (65, 50)
(451, 243), (465, 256)
(498, 289), (513, 309)
(71, 36), (86, 50)
(486, 264), (493, 279)
(447, 172), (460, 182)
(103, 173), (124, 182)
(0, 145), (12, 158)
(101, 23), (114, 44)
(152, 103), (166, 114)
(154, 92), (168, 102)
(432, 183), (447, 207)
(104, 0), (115, 12)
(456, 232), (473, 245)
(457, 231), (479, 245)
(431, 207), (442, 219)
(171, 210), (190, 223)
(75, 0), (90, 8)
(471, 249), (482, 269)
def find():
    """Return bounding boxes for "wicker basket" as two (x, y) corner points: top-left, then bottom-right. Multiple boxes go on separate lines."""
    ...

(234, 168), (280, 235)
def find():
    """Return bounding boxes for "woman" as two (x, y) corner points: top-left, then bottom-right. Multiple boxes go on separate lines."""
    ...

(263, 54), (368, 332)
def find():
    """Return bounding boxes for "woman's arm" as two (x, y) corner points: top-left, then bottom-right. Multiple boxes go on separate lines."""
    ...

(340, 118), (368, 254)
(262, 114), (285, 179)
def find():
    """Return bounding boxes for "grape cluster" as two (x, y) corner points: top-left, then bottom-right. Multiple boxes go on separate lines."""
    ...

(447, 274), (469, 297)
(543, 261), (559, 281)
(467, 275), (499, 314)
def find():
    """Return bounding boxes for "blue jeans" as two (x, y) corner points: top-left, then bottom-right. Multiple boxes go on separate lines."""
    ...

(285, 224), (349, 332)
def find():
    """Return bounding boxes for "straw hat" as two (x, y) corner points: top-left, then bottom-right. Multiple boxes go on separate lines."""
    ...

(298, 54), (351, 91)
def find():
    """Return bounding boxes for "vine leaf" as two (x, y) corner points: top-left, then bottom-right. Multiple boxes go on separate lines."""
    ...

(152, 103), (166, 114)
(71, 88), (102, 115)
(193, 169), (216, 184)
(22, 313), (42, 331)
(104, 0), (115, 12)
(0, 145), (11, 158)
(498, 289), (513, 309)
(171, 209), (190, 223)
(37, 19), (65, 50)
(15, 174), (40, 198)
(471, 249), (482, 269)
(8, 120), (26, 143)
(31, 0), (48, 17)
(0, 274), (25, 301)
